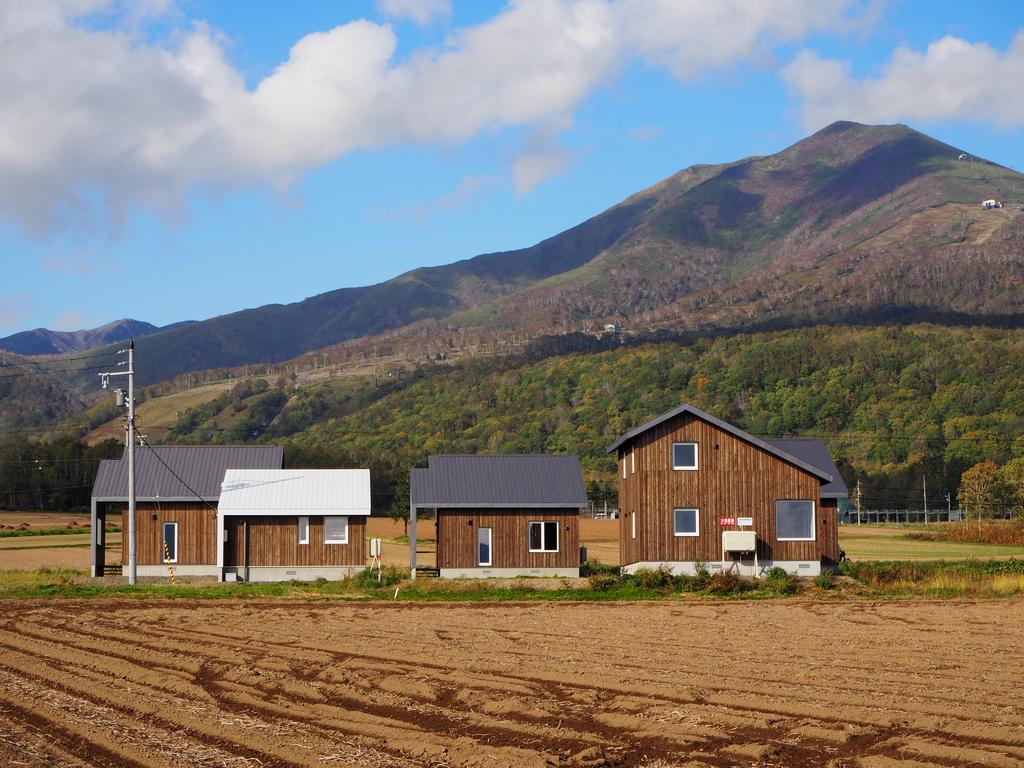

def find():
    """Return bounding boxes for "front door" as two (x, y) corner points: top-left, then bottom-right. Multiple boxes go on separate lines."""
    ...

(477, 527), (492, 567)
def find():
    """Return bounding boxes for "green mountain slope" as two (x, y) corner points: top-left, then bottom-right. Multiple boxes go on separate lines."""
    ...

(160, 323), (1024, 511)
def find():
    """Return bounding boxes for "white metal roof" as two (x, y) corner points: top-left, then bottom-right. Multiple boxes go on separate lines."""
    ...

(218, 469), (371, 516)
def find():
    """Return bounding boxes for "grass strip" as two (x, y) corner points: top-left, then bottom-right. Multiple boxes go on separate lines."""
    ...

(2, 559), (1024, 601)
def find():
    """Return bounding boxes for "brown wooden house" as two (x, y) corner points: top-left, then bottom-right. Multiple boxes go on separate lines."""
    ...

(216, 469), (371, 582)
(90, 445), (284, 578)
(409, 455), (588, 578)
(607, 403), (848, 576)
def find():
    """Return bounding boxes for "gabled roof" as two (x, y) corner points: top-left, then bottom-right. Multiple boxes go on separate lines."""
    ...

(765, 438), (848, 498)
(92, 445), (283, 502)
(218, 469), (371, 516)
(411, 454), (588, 508)
(606, 403), (833, 483)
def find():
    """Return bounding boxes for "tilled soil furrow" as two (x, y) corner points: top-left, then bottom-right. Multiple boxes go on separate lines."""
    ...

(0, 659), (316, 768)
(0, 599), (1022, 768)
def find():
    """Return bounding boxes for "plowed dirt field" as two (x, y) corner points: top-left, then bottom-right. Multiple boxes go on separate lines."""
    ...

(0, 599), (1021, 767)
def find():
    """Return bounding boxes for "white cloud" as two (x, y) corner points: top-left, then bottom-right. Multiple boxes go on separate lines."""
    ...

(373, 174), (497, 221)
(626, 124), (663, 142)
(40, 246), (119, 275)
(52, 308), (93, 331)
(784, 31), (1024, 130)
(0, 295), (31, 333)
(511, 139), (576, 195)
(0, 0), (861, 236)
(376, 0), (451, 26)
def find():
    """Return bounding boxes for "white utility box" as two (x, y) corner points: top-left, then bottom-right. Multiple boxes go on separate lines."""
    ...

(722, 530), (757, 553)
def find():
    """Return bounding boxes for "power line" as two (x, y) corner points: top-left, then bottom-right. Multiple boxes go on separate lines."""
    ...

(0, 363), (123, 380)
(131, 426), (218, 514)
(0, 351), (121, 368)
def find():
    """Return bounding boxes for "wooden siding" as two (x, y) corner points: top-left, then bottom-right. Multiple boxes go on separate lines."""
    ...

(224, 516), (366, 568)
(618, 413), (835, 566)
(119, 503), (217, 565)
(436, 508), (579, 569)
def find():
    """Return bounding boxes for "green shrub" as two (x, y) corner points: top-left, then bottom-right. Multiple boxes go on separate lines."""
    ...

(762, 566), (799, 595)
(581, 560), (619, 577)
(587, 573), (622, 591)
(692, 560), (711, 589)
(353, 565), (407, 588)
(705, 571), (746, 595)
(813, 572), (835, 590)
(630, 566), (677, 592)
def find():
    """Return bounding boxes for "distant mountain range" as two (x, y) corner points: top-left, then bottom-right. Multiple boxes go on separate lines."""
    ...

(10, 121), (1024, 397)
(0, 318), (194, 356)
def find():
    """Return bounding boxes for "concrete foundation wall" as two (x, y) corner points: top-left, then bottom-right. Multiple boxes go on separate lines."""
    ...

(622, 560), (822, 577)
(222, 566), (364, 583)
(126, 565), (219, 578)
(439, 567), (580, 579)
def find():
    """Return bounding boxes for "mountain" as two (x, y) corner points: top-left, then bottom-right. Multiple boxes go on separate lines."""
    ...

(0, 318), (167, 356)
(26, 121), (1024, 390)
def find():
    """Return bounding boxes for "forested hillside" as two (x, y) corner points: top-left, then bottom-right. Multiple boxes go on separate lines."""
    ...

(158, 324), (1024, 512)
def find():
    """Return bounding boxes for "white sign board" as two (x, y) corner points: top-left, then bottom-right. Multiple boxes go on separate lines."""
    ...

(369, 538), (382, 557)
(737, 517), (754, 527)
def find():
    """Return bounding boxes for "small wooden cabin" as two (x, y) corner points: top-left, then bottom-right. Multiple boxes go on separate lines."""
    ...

(90, 445), (283, 577)
(607, 403), (848, 576)
(409, 455), (588, 578)
(216, 469), (371, 582)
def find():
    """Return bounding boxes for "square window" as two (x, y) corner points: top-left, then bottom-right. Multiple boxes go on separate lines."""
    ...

(324, 516), (349, 544)
(528, 521), (559, 552)
(673, 508), (699, 537)
(776, 500), (815, 541)
(672, 442), (698, 470)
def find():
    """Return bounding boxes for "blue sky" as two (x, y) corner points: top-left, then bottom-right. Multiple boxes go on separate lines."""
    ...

(2, 0), (1023, 335)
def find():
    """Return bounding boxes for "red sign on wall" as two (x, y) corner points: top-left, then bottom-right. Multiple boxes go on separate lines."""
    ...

(719, 517), (737, 526)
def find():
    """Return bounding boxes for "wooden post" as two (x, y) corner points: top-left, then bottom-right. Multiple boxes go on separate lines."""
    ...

(242, 518), (250, 583)
(409, 503), (417, 579)
(90, 498), (101, 577)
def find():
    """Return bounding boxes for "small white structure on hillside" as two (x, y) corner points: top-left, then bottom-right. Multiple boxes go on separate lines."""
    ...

(981, 199), (1003, 210)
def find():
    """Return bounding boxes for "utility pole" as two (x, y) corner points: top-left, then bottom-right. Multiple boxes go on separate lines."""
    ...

(100, 341), (136, 585)
(855, 479), (862, 525)
(922, 475), (928, 525)
(946, 492), (952, 522)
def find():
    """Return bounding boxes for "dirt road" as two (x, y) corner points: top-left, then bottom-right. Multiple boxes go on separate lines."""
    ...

(0, 599), (1021, 767)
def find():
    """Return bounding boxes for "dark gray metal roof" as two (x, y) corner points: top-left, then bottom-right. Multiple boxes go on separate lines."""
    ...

(92, 445), (283, 502)
(411, 454), (588, 508)
(606, 402), (833, 483)
(765, 438), (848, 498)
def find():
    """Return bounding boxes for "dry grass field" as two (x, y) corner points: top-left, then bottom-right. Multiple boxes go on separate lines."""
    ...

(0, 599), (1022, 767)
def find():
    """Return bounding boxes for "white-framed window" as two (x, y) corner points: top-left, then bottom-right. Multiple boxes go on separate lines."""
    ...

(298, 516), (309, 545)
(622, 452), (627, 479)
(324, 516), (349, 544)
(776, 500), (815, 541)
(631, 510), (636, 539)
(673, 508), (700, 537)
(528, 521), (559, 552)
(162, 521), (178, 564)
(478, 527), (492, 566)
(631, 447), (635, 474)
(672, 442), (698, 470)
